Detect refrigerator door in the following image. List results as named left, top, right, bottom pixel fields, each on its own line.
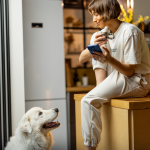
left=23, top=0, right=66, bottom=100
left=25, top=99, right=68, bottom=150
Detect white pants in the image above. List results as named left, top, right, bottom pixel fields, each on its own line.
left=81, top=70, right=150, bottom=147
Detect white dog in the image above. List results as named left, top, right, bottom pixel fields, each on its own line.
left=5, top=107, right=60, bottom=150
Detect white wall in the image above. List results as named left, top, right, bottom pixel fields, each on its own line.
left=9, top=0, right=25, bottom=135
left=133, top=0, right=150, bottom=24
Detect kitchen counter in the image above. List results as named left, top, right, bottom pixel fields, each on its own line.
left=66, top=85, right=95, bottom=150
left=74, top=94, right=150, bottom=150
left=66, top=85, right=95, bottom=92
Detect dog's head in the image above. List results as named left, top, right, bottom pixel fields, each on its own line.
left=19, top=107, right=60, bottom=134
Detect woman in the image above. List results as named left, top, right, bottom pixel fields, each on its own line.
left=79, top=0, right=150, bottom=150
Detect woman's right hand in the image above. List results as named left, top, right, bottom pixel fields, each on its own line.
left=79, top=32, right=108, bottom=64
left=94, top=32, right=108, bottom=46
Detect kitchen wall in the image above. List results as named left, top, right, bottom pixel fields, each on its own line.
left=133, top=0, right=150, bottom=24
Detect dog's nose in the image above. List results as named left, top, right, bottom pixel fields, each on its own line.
left=54, top=108, right=59, bottom=112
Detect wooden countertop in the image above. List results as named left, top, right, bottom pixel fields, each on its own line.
left=74, top=94, right=150, bottom=110
left=66, top=85, right=95, bottom=92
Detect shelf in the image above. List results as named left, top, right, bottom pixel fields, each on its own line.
left=64, top=27, right=100, bottom=30
left=66, top=85, right=95, bottom=92
left=64, top=27, right=100, bottom=34
left=63, top=1, right=97, bottom=51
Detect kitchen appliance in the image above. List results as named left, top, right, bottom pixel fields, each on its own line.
left=23, top=0, right=68, bottom=150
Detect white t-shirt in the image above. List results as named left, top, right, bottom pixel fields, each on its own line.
left=90, top=22, right=150, bottom=76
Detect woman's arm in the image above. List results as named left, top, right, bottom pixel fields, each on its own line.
left=79, top=32, right=108, bottom=85
left=79, top=47, right=107, bottom=85
left=79, top=48, right=91, bottom=63
left=108, top=57, right=135, bottom=77
left=92, top=47, right=135, bottom=77
left=79, top=32, right=107, bottom=64
left=94, top=68, right=107, bottom=86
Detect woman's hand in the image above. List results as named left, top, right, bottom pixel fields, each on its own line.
left=92, top=46, right=135, bottom=77
left=79, top=32, right=108, bottom=64
left=94, top=33, right=108, bottom=46
left=91, top=46, right=112, bottom=63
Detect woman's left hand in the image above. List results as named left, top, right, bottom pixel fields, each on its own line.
left=91, top=46, right=112, bottom=63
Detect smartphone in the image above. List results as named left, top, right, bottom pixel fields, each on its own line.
left=87, top=44, right=103, bottom=54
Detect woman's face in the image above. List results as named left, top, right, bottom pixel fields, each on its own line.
left=92, top=11, right=106, bottom=29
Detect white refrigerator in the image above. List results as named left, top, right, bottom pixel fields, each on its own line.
left=23, top=0, right=68, bottom=150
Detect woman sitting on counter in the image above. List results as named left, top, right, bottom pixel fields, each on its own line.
left=79, top=0, right=150, bottom=150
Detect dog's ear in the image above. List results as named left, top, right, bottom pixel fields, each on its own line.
left=20, top=117, right=32, bottom=133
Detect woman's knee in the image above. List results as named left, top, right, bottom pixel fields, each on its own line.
left=81, top=95, right=101, bottom=109
left=90, top=100, right=101, bottom=109
left=81, top=96, right=87, bottom=106
left=81, top=94, right=92, bottom=109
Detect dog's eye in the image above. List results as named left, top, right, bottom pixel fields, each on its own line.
left=39, top=112, right=43, bottom=116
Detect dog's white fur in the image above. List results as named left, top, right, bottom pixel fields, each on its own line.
left=5, top=107, right=60, bottom=150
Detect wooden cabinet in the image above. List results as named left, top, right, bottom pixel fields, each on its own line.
left=66, top=86, right=95, bottom=150
left=74, top=94, right=150, bottom=150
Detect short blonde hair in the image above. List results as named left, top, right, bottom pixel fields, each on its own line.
left=88, top=0, right=121, bottom=22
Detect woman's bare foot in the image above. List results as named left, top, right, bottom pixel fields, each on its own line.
left=86, top=146, right=96, bottom=150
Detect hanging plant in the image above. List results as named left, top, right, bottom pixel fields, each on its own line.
left=118, top=5, right=149, bottom=25
left=118, top=5, right=133, bottom=23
